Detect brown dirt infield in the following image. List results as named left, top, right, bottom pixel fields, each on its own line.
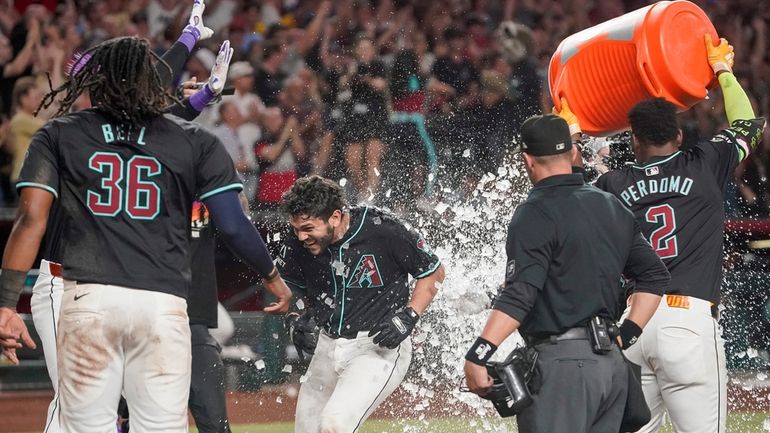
left=2, top=379, right=769, bottom=433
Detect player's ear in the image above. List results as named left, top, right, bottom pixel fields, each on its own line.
left=328, top=209, right=342, bottom=228
left=675, top=129, right=683, bottom=148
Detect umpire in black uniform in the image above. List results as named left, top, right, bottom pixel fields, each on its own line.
left=463, top=114, right=670, bottom=432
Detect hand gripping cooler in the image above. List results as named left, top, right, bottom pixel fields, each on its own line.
left=549, top=0, right=718, bottom=136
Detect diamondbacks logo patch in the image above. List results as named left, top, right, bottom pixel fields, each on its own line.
left=416, top=236, right=432, bottom=254
left=346, top=254, right=383, bottom=288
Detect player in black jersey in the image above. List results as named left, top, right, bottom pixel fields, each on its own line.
left=0, top=35, right=291, bottom=433
left=277, top=176, right=445, bottom=433
left=561, top=35, right=765, bottom=433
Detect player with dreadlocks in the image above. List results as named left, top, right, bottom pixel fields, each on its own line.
left=0, top=9, right=292, bottom=433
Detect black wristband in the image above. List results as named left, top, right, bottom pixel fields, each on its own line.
left=619, top=319, right=643, bottom=349
left=0, top=269, right=28, bottom=309
left=465, top=336, right=498, bottom=366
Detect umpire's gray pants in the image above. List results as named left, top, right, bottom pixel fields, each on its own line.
left=517, top=339, right=628, bottom=433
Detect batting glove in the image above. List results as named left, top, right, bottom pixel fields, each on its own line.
left=368, top=307, right=419, bottom=349
left=208, top=39, right=233, bottom=95
left=705, top=34, right=734, bottom=75
left=553, top=97, right=581, bottom=136
left=183, top=0, right=214, bottom=41
left=285, top=311, right=318, bottom=362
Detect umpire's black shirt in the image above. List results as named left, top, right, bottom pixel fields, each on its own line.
left=494, top=173, right=669, bottom=338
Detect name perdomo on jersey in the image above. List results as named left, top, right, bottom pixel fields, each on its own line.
left=619, top=175, right=694, bottom=206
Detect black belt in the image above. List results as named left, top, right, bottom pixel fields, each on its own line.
left=527, top=326, right=590, bottom=346
left=322, top=329, right=360, bottom=340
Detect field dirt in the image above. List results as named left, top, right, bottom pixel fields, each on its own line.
left=2, top=378, right=769, bottom=432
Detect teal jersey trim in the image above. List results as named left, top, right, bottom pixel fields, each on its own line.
left=336, top=205, right=369, bottom=335
left=16, top=182, right=58, bottom=199
left=283, top=277, right=306, bottom=289
left=199, top=183, right=243, bottom=200
left=631, top=151, right=682, bottom=170
left=414, top=260, right=442, bottom=279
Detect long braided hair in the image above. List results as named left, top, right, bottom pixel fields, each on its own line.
left=37, top=36, right=174, bottom=126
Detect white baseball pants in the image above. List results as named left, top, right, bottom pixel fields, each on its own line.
left=57, top=280, right=191, bottom=433
left=294, top=331, right=412, bottom=433
left=30, top=259, right=65, bottom=433
left=624, top=294, right=726, bottom=433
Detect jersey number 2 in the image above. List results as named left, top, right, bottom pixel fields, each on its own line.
left=645, top=204, right=678, bottom=259
left=87, top=152, right=161, bottom=220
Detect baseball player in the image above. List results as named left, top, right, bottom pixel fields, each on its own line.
left=561, top=35, right=765, bottom=432
left=0, top=34, right=291, bottom=433
left=277, top=176, right=445, bottom=433
left=17, top=4, right=225, bottom=431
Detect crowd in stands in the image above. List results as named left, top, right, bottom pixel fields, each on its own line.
left=0, top=0, right=768, bottom=217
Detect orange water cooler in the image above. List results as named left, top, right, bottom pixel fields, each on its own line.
left=549, top=0, right=718, bottom=136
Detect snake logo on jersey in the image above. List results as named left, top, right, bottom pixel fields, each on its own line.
left=346, top=254, right=383, bottom=288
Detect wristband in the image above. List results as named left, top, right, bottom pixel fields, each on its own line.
left=619, top=319, right=642, bottom=349
left=465, top=336, right=498, bottom=366
left=0, top=269, right=28, bottom=309
left=264, top=266, right=280, bottom=282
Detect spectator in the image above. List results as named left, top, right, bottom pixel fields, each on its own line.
left=432, top=27, right=479, bottom=102
left=254, top=41, right=286, bottom=107
left=210, top=101, right=258, bottom=199
left=255, top=108, right=305, bottom=205
left=387, top=49, right=438, bottom=205
left=224, top=62, right=265, bottom=200
left=9, top=77, right=43, bottom=184
left=342, top=35, right=389, bottom=200
left=0, top=16, right=38, bottom=116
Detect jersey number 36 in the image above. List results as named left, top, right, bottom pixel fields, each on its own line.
left=87, top=152, right=161, bottom=220
left=645, top=204, right=678, bottom=259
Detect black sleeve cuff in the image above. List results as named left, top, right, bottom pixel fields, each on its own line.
left=492, top=281, right=538, bottom=323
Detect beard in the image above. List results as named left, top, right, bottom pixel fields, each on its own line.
left=305, top=223, right=335, bottom=254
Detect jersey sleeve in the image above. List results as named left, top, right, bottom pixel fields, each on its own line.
left=699, top=118, right=765, bottom=187
left=505, top=203, right=555, bottom=290
left=194, top=127, right=243, bottom=200
left=385, top=214, right=441, bottom=279
left=16, top=122, right=60, bottom=198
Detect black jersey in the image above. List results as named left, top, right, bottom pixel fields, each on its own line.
left=188, top=201, right=218, bottom=327
left=498, top=174, right=668, bottom=337
left=595, top=119, right=764, bottom=304
left=16, top=108, right=242, bottom=298
left=276, top=205, right=441, bottom=337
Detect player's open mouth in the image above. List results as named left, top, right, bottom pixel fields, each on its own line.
left=304, top=242, right=316, bottom=248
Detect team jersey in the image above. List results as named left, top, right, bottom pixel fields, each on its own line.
left=16, top=108, right=242, bottom=298
left=276, top=205, right=441, bottom=337
left=595, top=119, right=764, bottom=304
left=188, top=201, right=217, bottom=327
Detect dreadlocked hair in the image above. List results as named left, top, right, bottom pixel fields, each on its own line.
left=36, top=36, right=177, bottom=126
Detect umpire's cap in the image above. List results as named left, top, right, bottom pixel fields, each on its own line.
left=519, top=114, right=573, bottom=156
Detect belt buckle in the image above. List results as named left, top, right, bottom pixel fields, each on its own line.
left=666, top=295, right=690, bottom=309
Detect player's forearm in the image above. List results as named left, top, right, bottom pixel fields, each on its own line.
left=719, top=72, right=755, bottom=124
left=158, top=41, right=191, bottom=89
left=408, top=264, right=444, bottom=315
left=0, top=213, right=48, bottom=308
left=625, top=292, right=661, bottom=330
